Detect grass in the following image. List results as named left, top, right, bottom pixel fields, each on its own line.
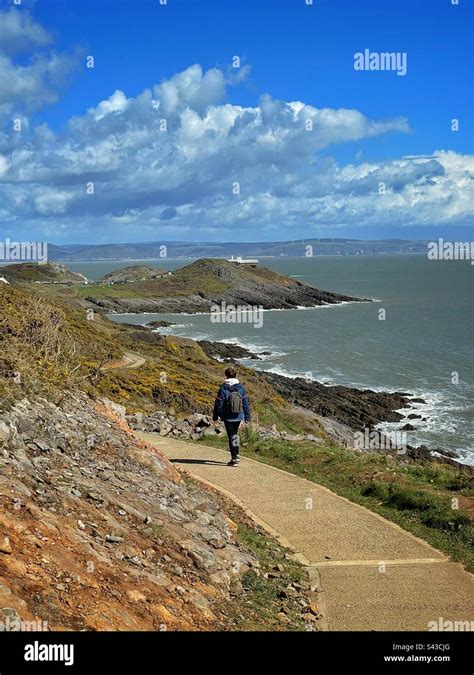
left=233, top=524, right=308, bottom=631
left=75, top=257, right=308, bottom=304
left=199, top=432, right=474, bottom=572
left=76, top=258, right=232, bottom=300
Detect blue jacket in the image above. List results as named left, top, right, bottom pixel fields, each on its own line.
left=212, top=381, right=251, bottom=423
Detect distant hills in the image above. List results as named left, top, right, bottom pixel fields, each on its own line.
left=46, top=238, right=429, bottom=261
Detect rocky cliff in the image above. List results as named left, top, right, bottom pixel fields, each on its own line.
left=0, top=393, right=310, bottom=631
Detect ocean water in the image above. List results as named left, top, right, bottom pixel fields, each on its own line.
left=69, top=256, right=473, bottom=464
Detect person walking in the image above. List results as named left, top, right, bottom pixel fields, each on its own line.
left=212, top=367, right=251, bottom=466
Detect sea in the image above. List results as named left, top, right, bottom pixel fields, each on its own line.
left=63, top=256, right=474, bottom=465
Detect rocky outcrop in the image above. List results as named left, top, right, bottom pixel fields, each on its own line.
left=126, top=410, right=323, bottom=445
left=198, top=341, right=265, bottom=361
left=86, top=258, right=368, bottom=314
left=0, top=394, right=262, bottom=631
left=146, top=320, right=175, bottom=329
left=261, top=372, right=416, bottom=431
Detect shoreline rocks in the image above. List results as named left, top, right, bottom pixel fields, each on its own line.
left=260, top=371, right=416, bottom=431
left=198, top=340, right=266, bottom=361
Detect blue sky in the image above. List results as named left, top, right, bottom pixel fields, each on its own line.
left=0, top=0, right=473, bottom=243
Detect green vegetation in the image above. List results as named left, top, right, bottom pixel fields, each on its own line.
left=200, top=433, right=474, bottom=572
left=77, top=258, right=233, bottom=300
left=0, top=284, right=121, bottom=404
left=75, top=257, right=303, bottom=303
left=0, top=281, right=313, bottom=438
left=1, top=261, right=85, bottom=284
left=234, top=524, right=307, bottom=631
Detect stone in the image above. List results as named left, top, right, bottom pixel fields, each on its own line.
left=159, top=422, right=172, bottom=437
left=126, top=589, right=147, bottom=603
left=229, top=579, right=243, bottom=596
left=0, top=536, right=12, bottom=554
left=32, top=439, right=50, bottom=452
left=100, top=398, right=127, bottom=420
left=106, top=535, right=124, bottom=544
left=0, top=422, right=10, bottom=443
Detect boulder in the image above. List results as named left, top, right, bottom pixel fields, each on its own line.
left=100, top=398, right=127, bottom=420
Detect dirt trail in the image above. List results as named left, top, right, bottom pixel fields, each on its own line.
left=101, top=352, right=147, bottom=370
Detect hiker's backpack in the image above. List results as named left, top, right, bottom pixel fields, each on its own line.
left=226, top=387, right=243, bottom=415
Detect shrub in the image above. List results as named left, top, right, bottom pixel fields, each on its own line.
left=421, top=509, right=471, bottom=533
left=240, top=424, right=260, bottom=446
left=361, top=480, right=390, bottom=501
left=386, top=487, right=443, bottom=512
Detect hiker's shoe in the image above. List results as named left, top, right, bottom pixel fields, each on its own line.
left=227, top=459, right=238, bottom=467
left=234, top=456, right=240, bottom=464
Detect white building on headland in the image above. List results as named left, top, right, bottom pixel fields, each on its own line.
left=227, top=255, right=259, bottom=264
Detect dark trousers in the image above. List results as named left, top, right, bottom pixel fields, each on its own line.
left=224, top=420, right=241, bottom=459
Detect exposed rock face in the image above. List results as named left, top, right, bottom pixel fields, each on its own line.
left=0, top=394, right=256, bottom=631
left=261, top=372, right=418, bottom=431
left=146, top=320, right=175, bottom=328
left=198, top=341, right=265, bottom=361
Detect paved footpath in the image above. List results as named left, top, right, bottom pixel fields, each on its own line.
left=139, top=433, right=473, bottom=631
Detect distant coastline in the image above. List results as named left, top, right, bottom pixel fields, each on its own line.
left=32, top=238, right=430, bottom=263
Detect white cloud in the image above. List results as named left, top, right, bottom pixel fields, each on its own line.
left=0, top=8, right=52, bottom=55
left=0, top=8, right=80, bottom=122
left=0, top=52, right=472, bottom=241
left=34, top=188, right=72, bottom=216
left=89, top=90, right=129, bottom=121
left=153, top=64, right=226, bottom=117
